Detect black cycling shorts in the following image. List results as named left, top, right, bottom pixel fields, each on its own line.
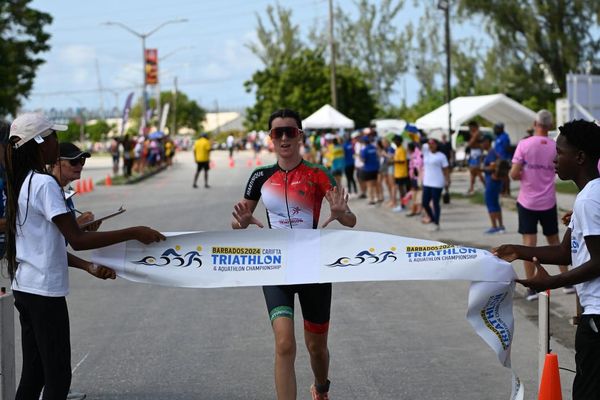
left=517, top=202, right=558, bottom=236
left=263, top=283, right=332, bottom=334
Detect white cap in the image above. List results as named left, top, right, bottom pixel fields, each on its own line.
left=9, top=113, right=67, bottom=149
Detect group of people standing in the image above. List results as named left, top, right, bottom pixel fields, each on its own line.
left=109, top=133, right=176, bottom=178
left=309, top=129, right=450, bottom=232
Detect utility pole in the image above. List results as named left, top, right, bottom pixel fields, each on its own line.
left=438, top=0, right=452, bottom=151
left=103, top=19, right=188, bottom=131
left=172, top=76, right=178, bottom=136
left=95, top=58, right=104, bottom=118
left=328, top=0, right=338, bottom=109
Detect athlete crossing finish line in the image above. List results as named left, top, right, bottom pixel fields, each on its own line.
left=91, top=109, right=524, bottom=400
left=232, top=109, right=357, bottom=400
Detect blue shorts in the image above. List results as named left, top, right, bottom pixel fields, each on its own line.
left=485, top=178, right=502, bottom=213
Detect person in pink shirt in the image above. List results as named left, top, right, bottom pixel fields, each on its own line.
left=406, top=141, right=423, bottom=217
left=510, top=109, right=573, bottom=301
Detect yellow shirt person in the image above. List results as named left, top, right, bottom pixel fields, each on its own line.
left=194, top=136, right=211, bottom=163
left=393, top=144, right=408, bottom=179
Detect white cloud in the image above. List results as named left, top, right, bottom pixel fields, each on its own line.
left=59, top=44, right=97, bottom=66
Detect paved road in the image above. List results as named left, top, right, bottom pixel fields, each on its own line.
left=2, top=150, right=577, bottom=399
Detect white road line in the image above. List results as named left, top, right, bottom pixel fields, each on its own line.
left=72, top=352, right=89, bottom=374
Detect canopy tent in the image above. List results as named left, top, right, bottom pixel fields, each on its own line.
left=415, top=94, right=537, bottom=147
left=302, top=104, right=355, bottom=130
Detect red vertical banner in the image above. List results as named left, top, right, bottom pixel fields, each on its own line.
left=145, top=49, right=158, bottom=85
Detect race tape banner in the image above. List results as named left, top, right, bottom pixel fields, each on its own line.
left=92, top=229, right=524, bottom=399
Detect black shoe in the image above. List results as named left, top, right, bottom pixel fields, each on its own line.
left=205, top=184, right=211, bottom=188
left=193, top=184, right=198, bottom=188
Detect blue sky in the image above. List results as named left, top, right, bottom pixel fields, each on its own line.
left=24, top=0, right=483, bottom=114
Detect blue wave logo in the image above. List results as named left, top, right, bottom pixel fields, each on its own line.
left=132, top=245, right=203, bottom=268
left=326, top=247, right=398, bottom=268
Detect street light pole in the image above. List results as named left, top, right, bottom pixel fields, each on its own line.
left=103, top=18, right=188, bottom=133
left=328, top=0, right=338, bottom=109
left=438, top=0, right=452, bottom=152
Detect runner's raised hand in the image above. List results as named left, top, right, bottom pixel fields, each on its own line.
left=232, top=201, right=264, bottom=229
left=322, top=187, right=349, bottom=228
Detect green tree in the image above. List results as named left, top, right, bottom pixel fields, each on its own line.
left=246, top=4, right=304, bottom=66
left=0, top=0, right=52, bottom=117
left=86, top=120, right=113, bottom=142
left=58, top=121, right=82, bottom=143
left=458, top=0, right=600, bottom=94
left=310, top=0, right=412, bottom=108
left=244, top=49, right=377, bottom=131
left=130, top=91, right=206, bottom=133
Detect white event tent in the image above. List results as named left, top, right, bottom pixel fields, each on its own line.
left=302, top=104, right=355, bottom=130
left=416, top=94, right=537, bottom=147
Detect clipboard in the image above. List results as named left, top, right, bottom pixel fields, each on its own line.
left=80, top=206, right=126, bottom=228
left=64, top=190, right=77, bottom=200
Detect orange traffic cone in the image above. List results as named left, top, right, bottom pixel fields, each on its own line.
left=246, top=159, right=253, bottom=168
left=538, top=353, right=562, bottom=400
left=105, top=174, right=112, bottom=186
left=75, top=180, right=82, bottom=194
left=210, top=160, right=216, bottom=169
left=255, top=157, right=262, bottom=166
left=88, top=177, right=94, bottom=192
left=229, top=158, right=235, bottom=168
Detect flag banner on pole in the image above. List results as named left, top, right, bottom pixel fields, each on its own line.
left=159, top=103, right=170, bottom=132
left=120, top=92, right=134, bottom=136
left=92, top=229, right=524, bottom=400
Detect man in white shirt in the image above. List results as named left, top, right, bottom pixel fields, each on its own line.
left=494, top=119, right=600, bottom=399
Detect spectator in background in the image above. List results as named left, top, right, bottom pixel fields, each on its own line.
left=360, top=136, right=380, bottom=205
left=193, top=133, right=211, bottom=189
left=406, top=141, right=423, bottom=217
left=510, top=109, right=574, bottom=301
left=377, top=137, right=394, bottom=207
left=481, top=136, right=506, bottom=234
left=227, top=134, right=235, bottom=158
left=494, top=122, right=512, bottom=197
left=109, top=137, right=120, bottom=175
left=354, top=132, right=367, bottom=199
left=327, top=136, right=345, bottom=189
left=343, top=133, right=357, bottom=195
left=466, top=120, right=485, bottom=195
left=121, top=134, right=134, bottom=177
left=421, top=139, right=450, bottom=231
left=392, top=135, right=409, bottom=212
left=439, top=133, right=452, bottom=167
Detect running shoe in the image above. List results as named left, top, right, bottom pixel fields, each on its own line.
left=484, top=227, right=499, bottom=235
left=525, top=289, right=538, bottom=301
left=563, top=286, right=576, bottom=294
left=496, top=226, right=506, bottom=234
left=392, top=206, right=404, bottom=213
left=427, top=224, right=440, bottom=232
left=310, top=385, right=330, bottom=400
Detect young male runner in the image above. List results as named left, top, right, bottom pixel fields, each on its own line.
left=494, top=120, right=600, bottom=399
left=232, top=109, right=356, bottom=400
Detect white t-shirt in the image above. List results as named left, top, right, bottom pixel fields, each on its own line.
left=354, top=142, right=365, bottom=169
left=569, top=178, right=600, bottom=314
left=422, top=144, right=449, bottom=188
left=12, top=171, right=70, bottom=297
